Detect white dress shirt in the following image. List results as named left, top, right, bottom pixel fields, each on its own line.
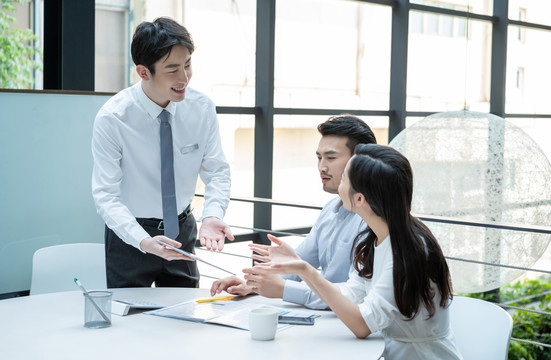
left=340, top=236, right=463, bottom=359
left=282, top=196, right=366, bottom=309
left=92, top=82, right=230, bottom=250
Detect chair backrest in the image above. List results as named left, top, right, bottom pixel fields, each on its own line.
left=30, top=243, right=106, bottom=295
left=449, top=296, right=513, bottom=360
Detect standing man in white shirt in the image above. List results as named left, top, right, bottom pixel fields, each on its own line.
left=210, top=115, right=376, bottom=309
left=92, top=17, right=233, bottom=288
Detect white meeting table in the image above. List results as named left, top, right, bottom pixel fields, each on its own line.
left=0, top=287, right=384, bottom=360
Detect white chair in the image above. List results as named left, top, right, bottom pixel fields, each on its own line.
left=449, top=295, right=513, bottom=360
left=30, top=243, right=107, bottom=295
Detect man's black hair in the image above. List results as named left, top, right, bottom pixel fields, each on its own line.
left=131, top=17, right=194, bottom=75
left=317, top=114, right=377, bottom=153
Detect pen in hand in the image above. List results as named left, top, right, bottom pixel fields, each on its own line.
left=74, top=278, right=111, bottom=324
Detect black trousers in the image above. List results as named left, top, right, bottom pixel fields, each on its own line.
left=105, top=213, right=199, bottom=288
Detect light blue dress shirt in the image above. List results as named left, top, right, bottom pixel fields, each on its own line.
left=282, top=196, right=366, bottom=309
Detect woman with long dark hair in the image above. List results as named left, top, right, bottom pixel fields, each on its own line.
left=250, top=144, right=462, bottom=359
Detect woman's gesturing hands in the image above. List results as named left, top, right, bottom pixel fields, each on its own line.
left=249, top=234, right=307, bottom=276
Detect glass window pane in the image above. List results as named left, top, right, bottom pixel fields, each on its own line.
left=506, top=118, right=551, bottom=162
left=441, top=15, right=454, bottom=37
left=192, top=113, right=254, bottom=232
left=426, top=13, right=439, bottom=34
left=274, top=0, right=391, bottom=110
left=272, top=115, right=330, bottom=203
left=506, top=26, right=551, bottom=114
left=410, top=0, right=493, bottom=16
left=226, top=115, right=255, bottom=198
left=272, top=115, right=338, bottom=230
left=407, top=16, right=491, bottom=113
left=405, top=116, right=425, bottom=129
left=410, top=11, right=424, bottom=33
left=509, top=1, right=551, bottom=26
left=194, top=113, right=255, bottom=195
left=95, top=7, right=127, bottom=92
left=0, top=1, right=41, bottom=89
left=129, top=0, right=256, bottom=106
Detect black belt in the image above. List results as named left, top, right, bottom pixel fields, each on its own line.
left=136, top=205, right=192, bottom=231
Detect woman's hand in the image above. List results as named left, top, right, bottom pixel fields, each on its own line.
left=250, top=236, right=371, bottom=339
left=249, top=234, right=307, bottom=276
left=252, top=259, right=308, bottom=276
left=249, top=234, right=300, bottom=264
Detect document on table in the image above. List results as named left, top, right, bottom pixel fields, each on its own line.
left=146, top=299, right=316, bottom=331
left=111, top=299, right=165, bottom=316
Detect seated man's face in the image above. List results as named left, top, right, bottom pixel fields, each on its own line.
left=316, top=135, right=352, bottom=194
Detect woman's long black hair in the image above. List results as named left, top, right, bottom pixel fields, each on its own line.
left=350, top=144, right=453, bottom=319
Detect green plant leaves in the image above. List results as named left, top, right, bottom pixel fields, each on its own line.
left=0, top=0, right=41, bottom=89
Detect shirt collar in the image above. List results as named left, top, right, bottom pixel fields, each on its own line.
left=332, top=197, right=359, bottom=221
left=331, top=197, right=345, bottom=213
left=136, top=81, right=177, bottom=120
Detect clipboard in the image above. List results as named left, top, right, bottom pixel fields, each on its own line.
left=156, top=239, right=236, bottom=275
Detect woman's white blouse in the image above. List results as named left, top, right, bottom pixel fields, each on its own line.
left=339, top=236, right=463, bottom=359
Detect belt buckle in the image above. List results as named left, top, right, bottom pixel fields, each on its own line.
left=157, top=220, right=164, bottom=231
left=180, top=206, right=192, bottom=221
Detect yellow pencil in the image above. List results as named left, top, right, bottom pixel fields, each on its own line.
left=196, top=296, right=236, bottom=303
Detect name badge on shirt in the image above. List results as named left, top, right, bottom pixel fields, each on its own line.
left=181, top=143, right=199, bottom=155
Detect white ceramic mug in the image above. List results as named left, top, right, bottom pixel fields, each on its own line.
left=249, top=308, right=279, bottom=340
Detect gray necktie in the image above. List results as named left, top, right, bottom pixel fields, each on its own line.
left=159, top=110, right=179, bottom=239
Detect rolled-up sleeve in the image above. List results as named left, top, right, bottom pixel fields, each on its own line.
left=342, top=246, right=396, bottom=332
left=358, top=290, right=398, bottom=333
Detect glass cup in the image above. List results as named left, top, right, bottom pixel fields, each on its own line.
left=249, top=308, right=279, bottom=340
left=83, top=290, right=112, bottom=328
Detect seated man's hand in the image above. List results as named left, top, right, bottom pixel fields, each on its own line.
left=199, top=217, right=235, bottom=251
left=210, top=276, right=254, bottom=297
left=242, top=268, right=285, bottom=299
left=140, top=236, right=195, bottom=261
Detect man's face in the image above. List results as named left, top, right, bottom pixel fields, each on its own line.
left=316, top=135, right=352, bottom=194
left=338, top=157, right=353, bottom=212
left=139, top=44, right=193, bottom=108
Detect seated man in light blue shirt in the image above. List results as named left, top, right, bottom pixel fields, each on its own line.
left=210, top=114, right=377, bottom=309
